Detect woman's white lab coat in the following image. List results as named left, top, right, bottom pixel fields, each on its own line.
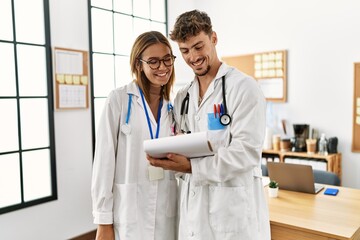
left=91, top=81, right=178, bottom=240
left=173, top=63, right=271, bottom=240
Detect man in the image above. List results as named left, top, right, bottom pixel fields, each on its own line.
left=148, top=10, right=271, bottom=240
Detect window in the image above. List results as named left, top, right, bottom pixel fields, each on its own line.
left=0, top=0, right=57, bottom=214
left=88, top=0, right=168, bottom=143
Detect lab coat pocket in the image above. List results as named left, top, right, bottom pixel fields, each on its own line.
left=166, top=180, right=178, bottom=217
left=209, top=185, right=251, bottom=233
left=207, top=113, right=226, bottom=130
left=113, top=183, right=137, bottom=224
left=177, top=175, right=189, bottom=208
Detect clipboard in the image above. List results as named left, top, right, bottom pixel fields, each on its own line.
left=143, top=131, right=214, bottom=159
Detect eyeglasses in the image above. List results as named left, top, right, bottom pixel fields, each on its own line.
left=139, top=55, right=176, bottom=70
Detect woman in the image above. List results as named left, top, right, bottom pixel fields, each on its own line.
left=91, top=31, right=178, bottom=240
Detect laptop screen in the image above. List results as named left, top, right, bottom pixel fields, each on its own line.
left=267, top=162, right=324, bottom=194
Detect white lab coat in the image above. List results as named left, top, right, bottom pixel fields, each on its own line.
left=91, top=81, right=178, bottom=240
left=173, top=63, right=271, bottom=240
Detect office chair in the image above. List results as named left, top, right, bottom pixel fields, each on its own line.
left=261, top=164, right=268, bottom=177
left=313, top=169, right=341, bottom=186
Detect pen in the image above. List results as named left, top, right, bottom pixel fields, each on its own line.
left=218, top=104, right=221, bottom=117
left=213, top=104, right=217, bottom=118
left=220, top=103, right=224, bottom=115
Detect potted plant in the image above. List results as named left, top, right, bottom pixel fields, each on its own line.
left=268, top=180, right=279, bottom=198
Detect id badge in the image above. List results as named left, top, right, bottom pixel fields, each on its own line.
left=208, top=113, right=225, bottom=130
left=148, top=165, right=164, bottom=181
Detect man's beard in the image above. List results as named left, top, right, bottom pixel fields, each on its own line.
left=195, top=65, right=211, bottom=77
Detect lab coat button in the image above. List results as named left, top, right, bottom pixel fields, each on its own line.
left=191, top=190, right=196, bottom=197
left=195, top=115, right=200, bottom=121
left=189, top=231, right=195, bottom=237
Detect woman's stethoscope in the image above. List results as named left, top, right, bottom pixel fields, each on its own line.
left=180, top=75, right=231, bottom=133
left=121, top=89, right=174, bottom=136
left=120, top=94, right=133, bottom=135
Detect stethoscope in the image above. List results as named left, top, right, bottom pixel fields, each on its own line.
left=180, top=75, right=231, bottom=132
left=121, top=88, right=173, bottom=136
left=121, top=94, right=133, bottom=135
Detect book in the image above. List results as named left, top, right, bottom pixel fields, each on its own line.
left=143, top=131, right=214, bottom=159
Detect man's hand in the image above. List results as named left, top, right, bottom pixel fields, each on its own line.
left=147, top=153, right=192, bottom=173
left=95, top=224, right=114, bottom=240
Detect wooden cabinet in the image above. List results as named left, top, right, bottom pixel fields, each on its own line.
left=262, top=150, right=342, bottom=180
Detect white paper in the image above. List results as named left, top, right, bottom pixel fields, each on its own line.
left=148, top=166, right=164, bottom=181
left=55, top=49, right=83, bottom=75
left=258, top=78, right=283, bottom=99
left=59, top=84, right=87, bottom=108
left=144, top=131, right=213, bottom=159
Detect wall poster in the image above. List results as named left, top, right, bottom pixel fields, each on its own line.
left=222, top=50, right=287, bottom=103
left=53, top=47, right=89, bottom=109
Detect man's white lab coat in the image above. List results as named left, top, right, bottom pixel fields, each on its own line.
left=173, top=63, right=271, bottom=240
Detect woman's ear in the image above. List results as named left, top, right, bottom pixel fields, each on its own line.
left=136, top=59, right=142, bottom=71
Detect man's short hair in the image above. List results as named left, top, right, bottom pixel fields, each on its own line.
left=169, top=9, right=213, bottom=42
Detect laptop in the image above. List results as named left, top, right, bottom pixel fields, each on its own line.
left=267, top=161, right=325, bottom=194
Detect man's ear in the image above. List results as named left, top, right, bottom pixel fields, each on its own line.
left=211, top=31, right=218, bottom=44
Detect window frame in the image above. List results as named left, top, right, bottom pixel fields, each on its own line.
left=0, top=0, right=57, bottom=215
left=88, top=0, right=169, bottom=153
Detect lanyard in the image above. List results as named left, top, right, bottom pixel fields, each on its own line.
left=139, top=87, right=163, bottom=139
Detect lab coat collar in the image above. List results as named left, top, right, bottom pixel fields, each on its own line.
left=125, top=81, right=143, bottom=107
left=210, top=62, right=232, bottom=92
left=126, top=81, right=140, bottom=97
left=214, top=62, right=231, bottom=81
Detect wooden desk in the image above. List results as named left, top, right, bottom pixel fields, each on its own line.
left=262, top=150, right=342, bottom=179
left=265, top=184, right=360, bottom=240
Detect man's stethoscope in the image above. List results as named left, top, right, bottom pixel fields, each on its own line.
left=180, top=75, right=231, bottom=133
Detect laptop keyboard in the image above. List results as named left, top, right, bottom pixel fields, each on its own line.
left=315, top=183, right=324, bottom=193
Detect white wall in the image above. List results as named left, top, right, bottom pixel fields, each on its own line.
left=168, top=0, right=360, bottom=188
left=0, top=0, right=94, bottom=239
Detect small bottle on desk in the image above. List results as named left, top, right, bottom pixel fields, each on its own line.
left=318, top=133, right=328, bottom=156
